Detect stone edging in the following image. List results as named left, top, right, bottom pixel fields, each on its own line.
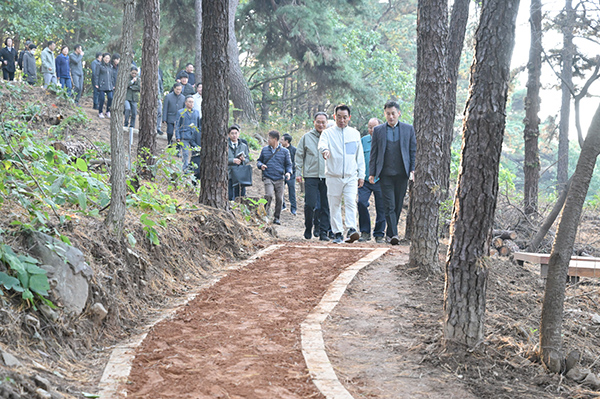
left=300, top=247, right=389, bottom=399
left=97, top=244, right=283, bottom=398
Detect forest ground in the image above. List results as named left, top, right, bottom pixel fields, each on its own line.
left=1, top=85, right=600, bottom=398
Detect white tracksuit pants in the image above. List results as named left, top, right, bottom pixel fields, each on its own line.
left=326, top=175, right=358, bottom=234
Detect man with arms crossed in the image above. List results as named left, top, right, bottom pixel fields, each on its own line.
left=296, top=112, right=331, bottom=241
left=318, top=104, right=365, bottom=244
left=369, top=100, right=416, bottom=245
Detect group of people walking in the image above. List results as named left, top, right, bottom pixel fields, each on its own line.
left=243, top=101, right=416, bottom=245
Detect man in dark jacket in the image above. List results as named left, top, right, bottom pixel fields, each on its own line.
left=176, top=63, right=195, bottom=86
left=0, top=38, right=18, bottom=81
left=162, top=83, right=185, bottom=145
left=111, top=53, right=120, bottom=89
left=177, top=72, right=195, bottom=96
left=175, top=96, right=202, bottom=172
left=124, top=67, right=141, bottom=128
left=17, top=39, right=31, bottom=70
left=91, top=52, right=102, bottom=109
left=368, top=100, right=416, bottom=245
left=281, top=133, right=297, bottom=215
left=257, top=130, right=292, bottom=225
left=22, top=44, right=37, bottom=85
left=69, top=44, right=84, bottom=105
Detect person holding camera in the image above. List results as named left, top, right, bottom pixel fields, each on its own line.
left=227, top=126, right=250, bottom=201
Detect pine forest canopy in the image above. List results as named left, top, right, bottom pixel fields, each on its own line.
left=1, top=0, right=599, bottom=198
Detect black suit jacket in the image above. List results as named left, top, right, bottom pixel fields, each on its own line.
left=0, top=47, right=17, bottom=73
left=369, top=122, right=416, bottom=179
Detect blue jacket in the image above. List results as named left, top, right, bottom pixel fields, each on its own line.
left=257, top=144, right=292, bottom=181
left=55, top=54, right=71, bottom=79
left=175, top=108, right=201, bottom=141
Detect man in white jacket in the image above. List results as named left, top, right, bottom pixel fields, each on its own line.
left=318, top=104, right=365, bottom=243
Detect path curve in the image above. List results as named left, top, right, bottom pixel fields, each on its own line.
left=98, top=244, right=386, bottom=398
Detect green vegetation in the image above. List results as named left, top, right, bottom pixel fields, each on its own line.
left=0, top=243, right=51, bottom=309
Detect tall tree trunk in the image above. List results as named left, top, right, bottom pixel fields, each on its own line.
left=199, top=0, right=229, bottom=208
left=440, top=0, right=470, bottom=200
left=523, top=0, right=543, bottom=215
left=409, top=0, right=448, bottom=275
left=227, top=0, right=257, bottom=122
left=557, top=0, right=575, bottom=190
left=540, top=104, right=600, bottom=373
left=195, top=0, right=202, bottom=82
left=137, top=0, right=160, bottom=164
left=443, top=0, right=520, bottom=347
left=105, top=0, right=136, bottom=236
left=261, top=81, right=270, bottom=124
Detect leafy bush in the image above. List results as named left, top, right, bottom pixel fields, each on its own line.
left=0, top=243, right=52, bottom=308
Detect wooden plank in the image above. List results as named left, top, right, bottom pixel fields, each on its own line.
left=515, top=252, right=600, bottom=278
left=513, top=252, right=550, bottom=264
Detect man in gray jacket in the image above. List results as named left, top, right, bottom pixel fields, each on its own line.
left=296, top=112, right=331, bottom=241
left=41, top=41, right=57, bottom=88
left=162, top=83, right=185, bottom=145
left=69, top=44, right=84, bottom=105
left=22, top=44, right=37, bottom=85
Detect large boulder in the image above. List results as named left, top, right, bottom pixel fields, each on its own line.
left=25, top=232, right=93, bottom=316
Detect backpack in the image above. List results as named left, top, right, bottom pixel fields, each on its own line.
left=17, top=50, right=26, bottom=70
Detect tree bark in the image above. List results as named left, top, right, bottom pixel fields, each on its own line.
left=443, top=0, right=520, bottom=347
left=199, top=0, right=229, bottom=208
left=228, top=0, right=257, bottom=123
left=408, top=0, right=448, bottom=275
left=194, top=0, right=202, bottom=82
left=105, top=0, right=136, bottom=237
left=557, top=0, right=575, bottom=190
left=528, top=177, right=572, bottom=252
left=440, top=0, right=470, bottom=199
left=137, top=0, right=160, bottom=165
left=261, top=81, right=270, bottom=124
left=523, top=0, right=542, bottom=215
left=540, top=104, right=600, bottom=373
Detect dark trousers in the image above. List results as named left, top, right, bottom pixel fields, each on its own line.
left=282, top=174, right=297, bottom=212
left=93, top=86, right=99, bottom=109
left=304, top=177, right=330, bottom=236
left=124, top=100, right=137, bottom=127
left=98, top=90, right=113, bottom=113
left=379, top=173, right=409, bottom=238
left=358, top=181, right=386, bottom=237
left=2, top=69, right=14, bottom=81
left=166, top=122, right=175, bottom=144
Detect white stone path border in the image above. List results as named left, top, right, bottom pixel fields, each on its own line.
left=97, top=244, right=388, bottom=398
left=299, top=246, right=389, bottom=399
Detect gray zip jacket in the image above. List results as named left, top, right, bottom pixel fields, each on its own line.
left=296, top=128, right=326, bottom=179
left=41, top=47, right=55, bottom=75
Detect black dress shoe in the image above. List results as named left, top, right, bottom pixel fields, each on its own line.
left=319, top=234, right=330, bottom=241
left=273, top=219, right=281, bottom=225
left=304, top=228, right=312, bottom=239
left=345, top=228, right=360, bottom=243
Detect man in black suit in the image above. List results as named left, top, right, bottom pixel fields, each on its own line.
left=368, top=100, right=416, bottom=245
left=0, top=38, right=18, bottom=81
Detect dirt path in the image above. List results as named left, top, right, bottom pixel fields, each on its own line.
left=126, top=245, right=372, bottom=398
left=323, top=246, right=475, bottom=399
